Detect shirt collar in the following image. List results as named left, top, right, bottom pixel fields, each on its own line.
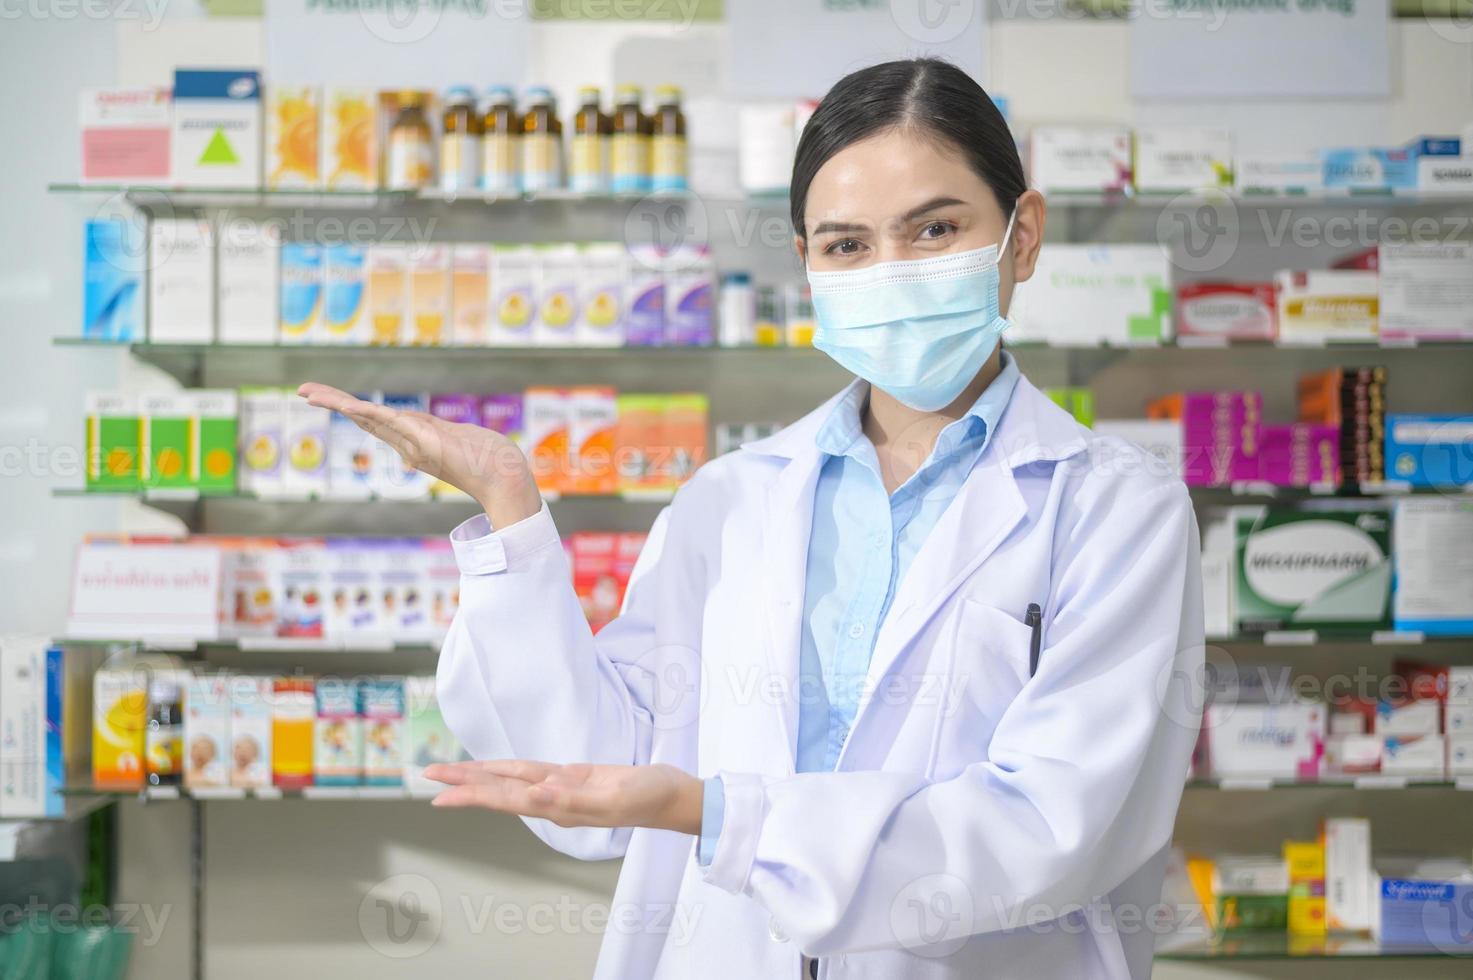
left=814, top=350, right=1022, bottom=464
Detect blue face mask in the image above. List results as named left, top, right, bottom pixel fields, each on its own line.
left=807, top=212, right=1016, bottom=413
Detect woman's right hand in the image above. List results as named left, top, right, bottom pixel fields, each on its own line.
left=297, top=383, right=543, bottom=529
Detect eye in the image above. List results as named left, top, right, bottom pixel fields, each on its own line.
left=918, top=221, right=955, bottom=241
left=823, top=238, right=866, bottom=256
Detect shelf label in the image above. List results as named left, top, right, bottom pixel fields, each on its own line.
left=1264, top=631, right=1319, bottom=646
left=1372, top=631, right=1425, bottom=646
left=1352, top=776, right=1408, bottom=790
left=1217, top=778, right=1275, bottom=791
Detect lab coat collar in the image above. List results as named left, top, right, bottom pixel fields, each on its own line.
left=742, top=364, right=1086, bottom=470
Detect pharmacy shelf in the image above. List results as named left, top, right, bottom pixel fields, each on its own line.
left=1188, top=776, right=1473, bottom=792
left=48, top=181, right=1473, bottom=211
left=59, top=784, right=438, bottom=802
left=55, top=635, right=441, bottom=654
left=1209, top=630, right=1473, bottom=648
left=1157, top=934, right=1473, bottom=960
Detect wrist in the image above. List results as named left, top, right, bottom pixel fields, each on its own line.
left=478, top=477, right=542, bottom=530
left=659, top=771, right=704, bottom=837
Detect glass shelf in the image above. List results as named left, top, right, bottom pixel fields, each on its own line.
left=49, top=182, right=1473, bottom=211
left=53, top=487, right=673, bottom=507
left=55, top=635, right=440, bottom=654
left=1188, top=776, right=1473, bottom=792
left=59, top=784, right=437, bottom=802
left=1158, top=933, right=1473, bottom=960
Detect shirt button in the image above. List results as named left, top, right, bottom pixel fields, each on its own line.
left=768, top=916, right=789, bottom=943
left=848, top=623, right=865, bottom=639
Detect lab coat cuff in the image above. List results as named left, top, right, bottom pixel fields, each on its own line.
left=448, top=501, right=560, bottom=575
left=699, top=771, right=765, bottom=894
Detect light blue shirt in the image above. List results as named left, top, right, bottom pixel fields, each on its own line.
left=698, top=353, right=1022, bottom=865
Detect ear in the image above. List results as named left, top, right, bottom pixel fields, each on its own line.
left=793, top=234, right=807, bottom=267
left=1007, top=190, right=1047, bottom=284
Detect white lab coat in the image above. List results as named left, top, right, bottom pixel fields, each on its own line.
left=438, top=375, right=1205, bottom=979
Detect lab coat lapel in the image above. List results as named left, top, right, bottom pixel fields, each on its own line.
left=861, top=451, right=1027, bottom=696
left=758, top=444, right=825, bottom=776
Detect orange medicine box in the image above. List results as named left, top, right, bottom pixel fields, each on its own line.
left=271, top=676, right=315, bottom=789
left=569, top=386, right=618, bottom=495
left=524, top=387, right=570, bottom=496
left=614, top=394, right=666, bottom=494
left=571, top=532, right=620, bottom=631
left=662, top=393, right=709, bottom=490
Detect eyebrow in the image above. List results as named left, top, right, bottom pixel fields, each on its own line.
left=808, top=196, right=969, bottom=237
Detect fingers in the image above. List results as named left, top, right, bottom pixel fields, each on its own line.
left=424, top=759, right=558, bottom=786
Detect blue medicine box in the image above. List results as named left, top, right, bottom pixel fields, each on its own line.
left=1385, top=414, right=1473, bottom=488
left=1377, top=878, right=1473, bottom=948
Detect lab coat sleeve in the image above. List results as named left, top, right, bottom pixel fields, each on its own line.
left=701, top=481, right=1204, bottom=956
left=437, top=500, right=699, bottom=860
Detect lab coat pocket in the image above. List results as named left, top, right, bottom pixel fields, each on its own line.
left=930, top=599, right=1035, bottom=780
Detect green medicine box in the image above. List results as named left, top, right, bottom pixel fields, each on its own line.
left=194, top=390, right=239, bottom=494
left=140, top=393, right=194, bottom=490
left=1234, top=508, right=1392, bottom=633
left=84, top=393, right=141, bottom=491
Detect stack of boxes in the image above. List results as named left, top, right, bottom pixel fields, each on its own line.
left=1297, top=367, right=1386, bottom=488
left=1146, top=391, right=1262, bottom=486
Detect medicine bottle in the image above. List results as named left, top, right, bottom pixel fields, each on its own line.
left=480, top=86, right=519, bottom=195
left=651, top=85, right=688, bottom=193
left=610, top=84, right=650, bottom=194
left=520, top=86, right=563, bottom=194
left=440, top=85, right=482, bottom=194
left=387, top=91, right=434, bottom=190
left=145, top=678, right=183, bottom=787
left=570, top=86, right=610, bottom=195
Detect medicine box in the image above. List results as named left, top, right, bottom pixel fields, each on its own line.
left=407, top=244, right=450, bottom=346
left=228, top=675, right=272, bottom=789
left=321, top=245, right=369, bottom=345
left=1133, top=128, right=1233, bottom=193
left=149, top=218, right=214, bottom=344
left=536, top=244, right=579, bottom=347
left=84, top=392, right=141, bottom=491
left=569, top=386, right=618, bottom=496
left=360, top=677, right=404, bottom=787
left=578, top=242, right=625, bottom=347
left=1234, top=509, right=1392, bottom=633
left=525, top=387, right=571, bottom=495
left=368, top=245, right=409, bottom=346
left=1324, top=734, right=1381, bottom=776
left=280, top=243, right=323, bottom=344
left=265, top=85, right=318, bottom=189
left=378, top=539, right=430, bottom=639
left=321, top=88, right=377, bottom=190
left=1394, top=498, right=1473, bottom=636
left=1029, top=127, right=1132, bottom=193
left=79, top=87, right=171, bottom=184
left=1010, top=245, right=1171, bottom=346
left=271, top=677, right=314, bottom=789
left=405, top=676, right=466, bottom=796
left=1375, top=877, right=1473, bottom=947
left=0, top=639, right=69, bottom=818
left=314, top=678, right=361, bottom=786
left=282, top=395, right=330, bottom=498
left=489, top=245, right=537, bottom=346
left=93, top=666, right=147, bottom=789
left=171, top=70, right=261, bottom=189
left=1380, top=734, right=1445, bottom=779
left=1275, top=270, right=1378, bottom=345
left=327, top=392, right=378, bottom=501
left=1377, top=243, right=1473, bottom=342
left=1385, top=414, right=1473, bottom=488
left=1322, top=146, right=1416, bottom=192
left=1175, top=283, right=1276, bottom=343
left=665, top=244, right=715, bottom=346
left=194, top=390, right=238, bottom=495
left=450, top=245, right=491, bottom=346
left=1203, top=702, right=1326, bottom=781
left=184, top=674, right=229, bottom=789
left=623, top=245, right=665, bottom=347
left=83, top=219, right=145, bottom=341
left=1373, top=698, right=1440, bottom=737
left=239, top=388, right=285, bottom=497
left=139, top=393, right=194, bottom=491
left=325, top=539, right=383, bottom=638
left=217, top=219, right=280, bottom=344
left=1324, top=817, right=1373, bottom=933
left=1234, top=154, right=1322, bottom=194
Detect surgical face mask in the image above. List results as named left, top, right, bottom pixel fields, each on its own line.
left=807, top=212, right=1016, bottom=413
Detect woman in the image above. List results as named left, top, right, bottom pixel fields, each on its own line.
left=301, top=59, right=1203, bottom=980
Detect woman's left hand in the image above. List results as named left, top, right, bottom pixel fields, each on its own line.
left=425, top=760, right=705, bottom=836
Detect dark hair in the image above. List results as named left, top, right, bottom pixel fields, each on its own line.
left=790, top=58, right=1025, bottom=239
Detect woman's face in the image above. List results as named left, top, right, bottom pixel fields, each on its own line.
left=797, top=128, right=1043, bottom=315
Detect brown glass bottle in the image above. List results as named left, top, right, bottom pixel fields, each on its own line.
left=570, top=86, right=610, bottom=194
left=651, top=84, right=687, bottom=192
left=480, top=85, right=519, bottom=194
left=610, top=84, right=650, bottom=194
left=519, top=86, right=562, bottom=193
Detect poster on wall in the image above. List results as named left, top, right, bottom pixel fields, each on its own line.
left=1130, top=0, right=1390, bottom=100
left=264, top=0, right=529, bottom=88
left=727, top=0, right=986, bottom=100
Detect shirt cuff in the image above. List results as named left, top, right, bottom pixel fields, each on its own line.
left=448, top=501, right=560, bottom=575
left=696, top=776, right=725, bottom=867
left=699, top=771, right=767, bottom=894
